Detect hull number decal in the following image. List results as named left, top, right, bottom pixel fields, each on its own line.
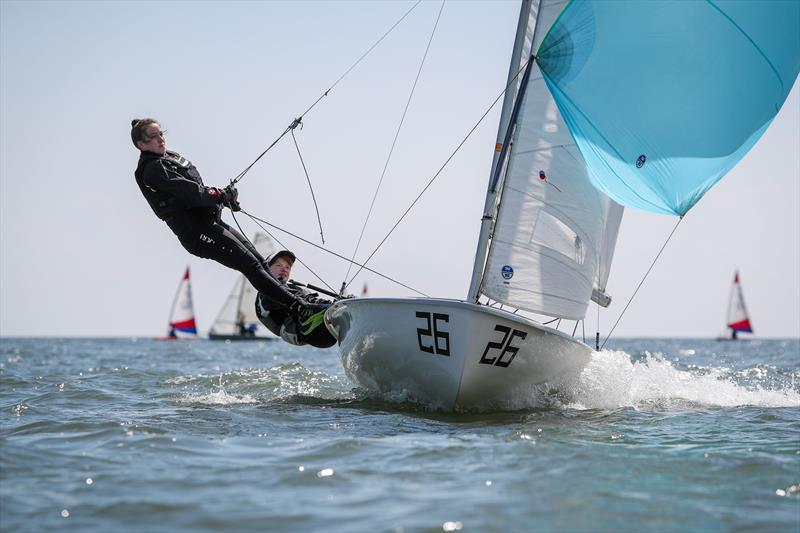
left=480, top=325, right=527, bottom=367
left=415, top=312, right=450, bottom=356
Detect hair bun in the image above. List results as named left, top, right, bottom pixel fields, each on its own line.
left=131, top=118, right=141, bottom=128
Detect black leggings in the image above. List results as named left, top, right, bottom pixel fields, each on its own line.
left=173, top=215, right=295, bottom=309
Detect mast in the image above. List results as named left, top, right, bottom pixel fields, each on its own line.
left=467, top=0, right=535, bottom=302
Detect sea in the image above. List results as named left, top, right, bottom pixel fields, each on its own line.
left=1, top=336, right=798, bottom=532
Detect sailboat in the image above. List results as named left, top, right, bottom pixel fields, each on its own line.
left=721, top=271, right=754, bottom=340
left=321, top=0, right=798, bottom=410
left=208, top=232, right=278, bottom=341
left=158, top=266, right=198, bottom=340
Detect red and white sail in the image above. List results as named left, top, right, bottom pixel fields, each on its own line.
left=168, top=267, right=198, bottom=338
left=726, top=271, right=753, bottom=334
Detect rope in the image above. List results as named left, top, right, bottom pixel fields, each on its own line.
left=290, top=129, right=325, bottom=244
left=342, top=57, right=532, bottom=290
left=300, top=0, right=423, bottom=120
left=241, top=209, right=429, bottom=297
left=229, top=209, right=336, bottom=294
left=600, top=216, right=684, bottom=350
left=343, top=0, right=446, bottom=285
left=230, top=0, right=424, bottom=185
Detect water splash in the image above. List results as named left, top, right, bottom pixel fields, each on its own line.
left=177, top=389, right=258, bottom=406
left=171, top=365, right=351, bottom=406
left=554, top=350, right=800, bottom=410
left=176, top=373, right=257, bottom=406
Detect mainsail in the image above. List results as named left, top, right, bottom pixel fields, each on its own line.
left=536, top=0, right=800, bottom=216
left=208, top=233, right=276, bottom=337
left=167, top=266, right=197, bottom=339
left=726, top=271, right=753, bottom=335
left=470, top=0, right=623, bottom=320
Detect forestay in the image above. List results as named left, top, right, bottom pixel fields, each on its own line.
left=537, top=0, right=800, bottom=216
left=478, top=0, right=623, bottom=320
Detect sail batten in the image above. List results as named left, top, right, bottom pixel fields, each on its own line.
left=478, top=40, right=621, bottom=320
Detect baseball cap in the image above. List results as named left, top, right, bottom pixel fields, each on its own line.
left=266, top=250, right=296, bottom=266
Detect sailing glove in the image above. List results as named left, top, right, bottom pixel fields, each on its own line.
left=303, top=293, right=332, bottom=305
left=221, top=184, right=241, bottom=212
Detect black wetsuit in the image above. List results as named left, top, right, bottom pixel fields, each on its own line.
left=255, top=282, right=336, bottom=348
left=134, top=149, right=295, bottom=308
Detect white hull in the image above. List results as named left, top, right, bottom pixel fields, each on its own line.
left=324, top=298, right=591, bottom=410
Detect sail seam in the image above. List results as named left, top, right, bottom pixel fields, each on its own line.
left=539, top=68, right=670, bottom=214
left=510, top=142, right=575, bottom=156
left=705, top=0, right=785, bottom=90
left=502, top=184, right=602, bottom=255
left=491, top=235, right=593, bottom=276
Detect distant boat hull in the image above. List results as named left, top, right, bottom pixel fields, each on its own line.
left=324, top=298, right=591, bottom=410
left=208, top=333, right=276, bottom=342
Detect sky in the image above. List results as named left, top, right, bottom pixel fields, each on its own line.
left=1, top=0, right=798, bottom=338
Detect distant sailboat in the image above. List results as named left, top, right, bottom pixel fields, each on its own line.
left=723, top=271, right=754, bottom=340
left=159, top=266, right=197, bottom=340
left=208, top=232, right=278, bottom=341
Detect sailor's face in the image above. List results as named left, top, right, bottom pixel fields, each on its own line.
left=137, top=123, right=167, bottom=155
left=269, top=258, right=293, bottom=282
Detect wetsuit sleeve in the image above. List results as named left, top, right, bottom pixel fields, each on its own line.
left=301, top=293, right=332, bottom=305
left=141, top=159, right=224, bottom=209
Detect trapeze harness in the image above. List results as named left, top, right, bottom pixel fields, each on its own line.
left=255, top=282, right=336, bottom=348
left=134, top=149, right=299, bottom=310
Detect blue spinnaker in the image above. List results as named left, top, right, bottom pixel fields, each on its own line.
left=537, top=0, right=800, bottom=216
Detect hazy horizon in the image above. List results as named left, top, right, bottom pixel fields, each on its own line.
left=2, top=1, right=798, bottom=339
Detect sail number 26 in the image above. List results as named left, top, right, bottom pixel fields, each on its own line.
left=415, top=312, right=450, bottom=356
left=480, top=325, right=527, bottom=368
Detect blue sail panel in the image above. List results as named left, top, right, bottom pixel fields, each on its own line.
left=537, top=0, right=800, bottom=216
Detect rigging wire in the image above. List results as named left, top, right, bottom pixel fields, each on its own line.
left=600, top=216, right=684, bottom=350
left=229, top=0, right=424, bottom=186
left=342, top=56, right=533, bottom=291
left=596, top=302, right=600, bottom=350
left=241, top=209, right=430, bottom=297
left=290, top=129, right=325, bottom=244
left=343, top=0, right=446, bottom=286
left=229, top=209, right=336, bottom=294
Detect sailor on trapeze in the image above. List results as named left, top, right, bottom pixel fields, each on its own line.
left=131, top=117, right=329, bottom=332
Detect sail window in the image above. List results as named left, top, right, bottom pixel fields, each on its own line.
left=529, top=210, right=586, bottom=265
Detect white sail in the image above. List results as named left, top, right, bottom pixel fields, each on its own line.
left=209, top=233, right=276, bottom=337
left=477, top=0, right=621, bottom=320
left=592, top=201, right=623, bottom=308
left=168, top=266, right=197, bottom=339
